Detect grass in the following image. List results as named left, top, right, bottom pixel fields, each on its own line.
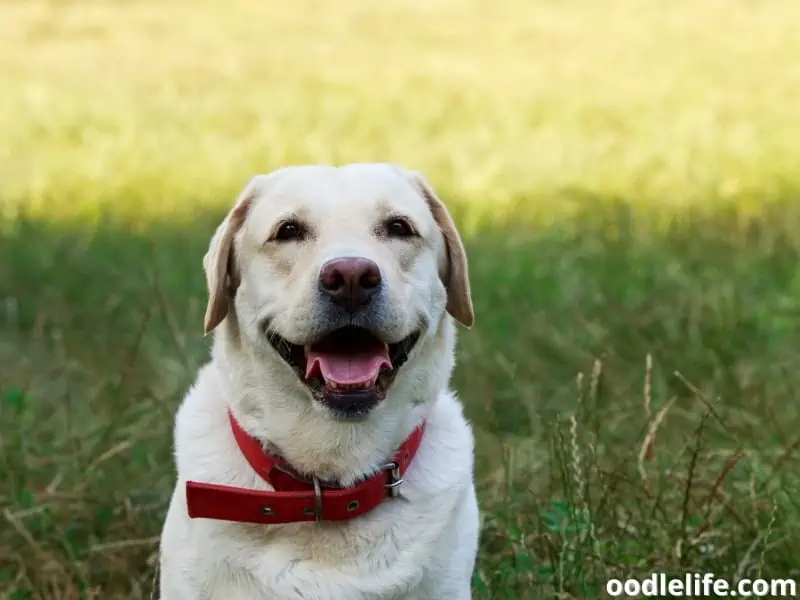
left=2, top=0, right=800, bottom=597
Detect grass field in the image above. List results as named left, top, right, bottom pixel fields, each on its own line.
left=3, top=0, right=800, bottom=597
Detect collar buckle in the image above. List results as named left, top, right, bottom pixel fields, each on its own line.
left=308, top=476, right=322, bottom=522
left=382, top=461, right=404, bottom=498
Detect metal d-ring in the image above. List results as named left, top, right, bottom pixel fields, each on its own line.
left=382, top=461, right=404, bottom=498
left=312, top=476, right=322, bottom=522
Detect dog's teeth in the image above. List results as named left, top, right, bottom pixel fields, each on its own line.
left=325, top=381, right=377, bottom=391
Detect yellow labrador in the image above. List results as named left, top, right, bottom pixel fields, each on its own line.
left=159, top=163, right=478, bottom=599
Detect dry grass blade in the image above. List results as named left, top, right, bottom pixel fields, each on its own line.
left=637, top=397, right=677, bottom=491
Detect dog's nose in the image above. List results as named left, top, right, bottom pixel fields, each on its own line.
left=319, top=257, right=382, bottom=311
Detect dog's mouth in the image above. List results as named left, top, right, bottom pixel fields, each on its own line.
left=267, top=326, right=421, bottom=419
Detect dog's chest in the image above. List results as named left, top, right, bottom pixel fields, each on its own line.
left=219, top=518, right=427, bottom=600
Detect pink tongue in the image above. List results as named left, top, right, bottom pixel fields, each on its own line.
left=306, top=347, right=391, bottom=386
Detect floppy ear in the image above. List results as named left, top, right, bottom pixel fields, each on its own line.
left=202, top=178, right=262, bottom=334
left=406, top=170, right=474, bottom=328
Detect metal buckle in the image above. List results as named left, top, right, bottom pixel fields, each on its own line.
left=302, top=476, right=323, bottom=522
left=382, top=462, right=404, bottom=498
left=312, top=476, right=322, bottom=522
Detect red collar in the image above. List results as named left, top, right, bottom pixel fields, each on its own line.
left=185, top=410, right=426, bottom=525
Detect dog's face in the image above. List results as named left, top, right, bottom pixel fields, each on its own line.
left=203, top=163, right=473, bottom=421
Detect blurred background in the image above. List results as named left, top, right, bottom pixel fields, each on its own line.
left=2, top=0, right=800, bottom=598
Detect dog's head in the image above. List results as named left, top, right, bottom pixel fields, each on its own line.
left=203, top=163, right=473, bottom=421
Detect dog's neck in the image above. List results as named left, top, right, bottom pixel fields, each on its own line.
left=210, top=317, right=454, bottom=488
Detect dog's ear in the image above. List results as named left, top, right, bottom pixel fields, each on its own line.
left=202, top=177, right=263, bottom=334
left=406, top=170, right=474, bottom=328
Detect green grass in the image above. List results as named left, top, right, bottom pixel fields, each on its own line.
left=3, top=0, right=800, bottom=597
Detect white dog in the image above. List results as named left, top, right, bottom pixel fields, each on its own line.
left=158, top=163, right=479, bottom=599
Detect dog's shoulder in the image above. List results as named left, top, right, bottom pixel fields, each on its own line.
left=172, top=362, right=255, bottom=487
left=400, top=388, right=475, bottom=502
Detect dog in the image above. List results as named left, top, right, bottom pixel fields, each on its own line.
left=158, top=163, right=479, bottom=599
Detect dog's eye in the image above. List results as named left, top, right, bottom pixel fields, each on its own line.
left=385, top=218, right=415, bottom=238
left=273, top=220, right=306, bottom=242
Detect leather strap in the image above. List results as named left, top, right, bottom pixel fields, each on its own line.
left=185, top=411, right=425, bottom=524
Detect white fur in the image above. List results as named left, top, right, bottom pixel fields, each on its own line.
left=159, top=163, right=479, bottom=600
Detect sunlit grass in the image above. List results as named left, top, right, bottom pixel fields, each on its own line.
left=2, top=0, right=800, bottom=224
